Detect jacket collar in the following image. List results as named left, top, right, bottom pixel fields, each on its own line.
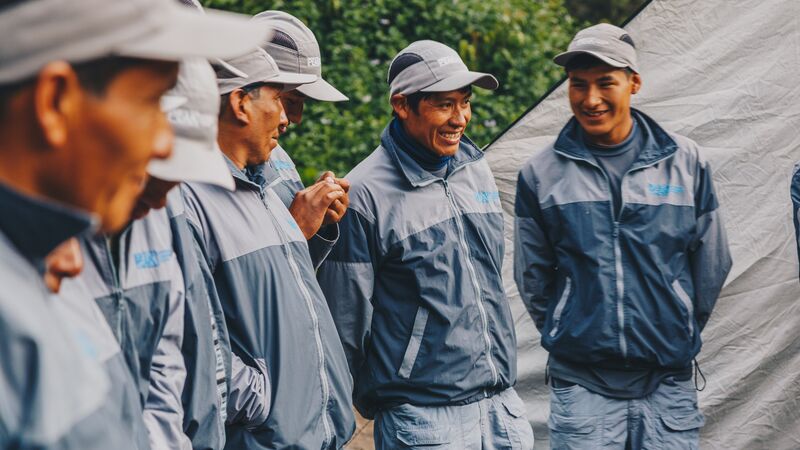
left=553, top=108, right=679, bottom=168
left=0, top=182, right=96, bottom=267
left=223, top=154, right=262, bottom=191
left=380, top=122, right=484, bottom=188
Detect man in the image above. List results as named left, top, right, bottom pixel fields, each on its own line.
left=0, top=1, right=266, bottom=448
left=792, top=164, right=800, bottom=279
left=513, top=24, right=732, bottom=449
left=251, top=10, right=350, bottom=268
left=57, top=55, right=254, bottom=450
left=317, top=40, right=534, bottom=449
left=181, top=47, right=355, bottom=449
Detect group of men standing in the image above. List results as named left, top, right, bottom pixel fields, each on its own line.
left=0, top=1, right=731, bottom=449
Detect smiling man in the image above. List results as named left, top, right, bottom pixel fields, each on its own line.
left=317, top=40, right=533, bottom=449
left=513, top=24, right=732, bottom=449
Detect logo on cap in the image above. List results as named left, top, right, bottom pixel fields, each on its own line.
left=436, top=56, right=459, bottom=67
left=307, top=57, right=321, bottom=67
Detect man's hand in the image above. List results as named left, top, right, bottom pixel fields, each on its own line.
left=288, top=171, right=345, bottom=239
left=323, top=176, right=350, bottom=226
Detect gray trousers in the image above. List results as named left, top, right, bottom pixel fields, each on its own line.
left=374, top=387, right=534, bottom=449
left=548, top=376, right=704, bottom=449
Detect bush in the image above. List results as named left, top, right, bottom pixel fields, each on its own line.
left=204, top=0, right=579, bottom=184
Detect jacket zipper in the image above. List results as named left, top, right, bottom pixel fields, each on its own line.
left=549, top=277, right=572, bottom=338
left=442, top=180, right=499, bottom=386
left=258, top=190, right=332, bottom=446
left=554, top=150, right=677, bottom=363
left=103, top=238, right=125, bottom=342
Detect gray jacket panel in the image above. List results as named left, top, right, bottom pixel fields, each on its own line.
left=261, top=145, right=340, bottom=268
left=65, top=208, right=191, bottom=450
left=0, top=182, right=132, bottom=449
left=317, top=126, right=517, bottom=418
left=168, top=189, right=231, bottom=450
left=181, top=156, right=355, bottom=449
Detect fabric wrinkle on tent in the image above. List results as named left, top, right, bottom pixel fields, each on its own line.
left=484, top=0, right=800, bottom=448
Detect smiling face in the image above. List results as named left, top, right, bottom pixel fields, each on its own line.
left=568, top=63, right=641, bottom=146
left=393, top=88, right=472, bottom=157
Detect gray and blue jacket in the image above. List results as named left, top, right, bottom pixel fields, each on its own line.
left=167, top=189, right=232, bottom=450
left=317, top=125, right=518, bottom=419
left=792, top=163, right=800, bottom=279
left=514, top=109, right=732, bottom=371
left=181, top=156, right=355, bottom=450
left=0, top=182, right=133, bottom=449
left=64, top=208, right=191, bottom=450
left=260, top=144, right=338, bottom=268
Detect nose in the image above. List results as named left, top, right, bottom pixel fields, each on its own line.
left=584, top=85, right=603, bottom=109
left=152, top=114, right=174, bottom=161
left=278, top=103, right=289, bottom=130
left=449, top=103, right=470, bottom=129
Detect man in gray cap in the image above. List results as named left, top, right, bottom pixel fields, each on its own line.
left=317, top=40, right=533, bottom=449
left=0, top=0, right=267, bottom=448
left=181, top=47, right=355, bottom=449
left=514, top=23, right=731, bottom=449
left=251, top=10, right=350, bottom=268
left=55, top=56, right=245, bottom=450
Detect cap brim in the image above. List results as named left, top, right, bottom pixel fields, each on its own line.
left=147, top=137, right=235, bottom=191
left=420, top=71, right=499, bottom=93
left=270, top=72, right=318, bottom=91
left=296, top=77, right=348, bottom=102
left=553, top=50, right=629, bottom=69
left=116, top=5, right=272, bottom=62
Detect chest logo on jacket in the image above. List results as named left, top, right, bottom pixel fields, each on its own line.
left=475, top=191, right=500, bottom=204
left=134, top=250, right=174, bottom=269
left=647, top=183, right=685, bottom=197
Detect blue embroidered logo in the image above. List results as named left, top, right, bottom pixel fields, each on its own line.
left=647, top=183, right=685, bottom=197
left=134, top=250, right=173, bottom=269
left=287, top=218, right=300, bottom=230
left=273, top=160, right=294, bottom=171
left=475, top=191, right=500, bottom=204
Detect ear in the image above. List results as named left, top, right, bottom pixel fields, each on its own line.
left=390, top=94, right=410, bottom=120
left=228, top=88, right=251, bottom=125
left=34, top=61, right=80, bottom=150
left=630, top=72, right=642, bottom=95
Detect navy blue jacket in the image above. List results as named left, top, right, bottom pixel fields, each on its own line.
left=514, top=109, right=732, bottom=370
left=318, top=125, right=517, bottom=418
left=792, top=163, right=800, bottom=279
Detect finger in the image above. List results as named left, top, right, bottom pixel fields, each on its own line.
left=334, top=177, right=351, bottom=192
left=316, top=170, right=335, bottom=184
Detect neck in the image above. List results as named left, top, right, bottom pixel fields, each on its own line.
left=217, top=126, right=252, bottom=170
left=392, top=119, right=452, bottom=171
left=0, top=143, right=48, bottom=201
left=588, top=112, right=634, bottom=146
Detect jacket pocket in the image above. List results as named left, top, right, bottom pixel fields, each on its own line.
left=397, top=306, right=429, bottom=379
left=548, top=413, right=595, bottom=434
left=671, top=279, right=695, bottom=338
left=660, top=411, right=705, bottom=431
left=549, top=277, right=572, bottom=338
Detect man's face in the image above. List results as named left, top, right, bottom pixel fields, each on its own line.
left=280, top=89, right=306, bottom=126
left=130, top=176, right=180, bottom=221
left=245, top=83, right=288, bottom=165
left=59, top=61, right=179, bottom=233
left=568, top=64, right=641, bottom=146
left=399, top=89, right=472, bottom=157
left=44, top=237, right=83, bottom=293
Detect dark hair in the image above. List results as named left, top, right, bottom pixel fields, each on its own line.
left=564, top=53, right=634, bottom=76
left=0, top=55, right=153, bottom=118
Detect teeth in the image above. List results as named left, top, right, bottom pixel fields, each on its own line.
left=440, top=132, right=460, bottom=139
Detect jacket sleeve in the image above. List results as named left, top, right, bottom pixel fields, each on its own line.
left=513, top=165, right=558, bottom=332
left=689, top=158, right=732, bottom=331
left=143, top=266, right=192, bottom=450
left=179, top=187, right=272, bottom=430
left=791, top=163, right=800, bottom=280
left=226, top=355, right=271, bottom=428
left=308, top=223, right=339, bottom=269
left=317, top=207, right=379, bottom=376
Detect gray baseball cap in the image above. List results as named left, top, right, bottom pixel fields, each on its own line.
left=388, top=40, right=499, bottom=96
left=0, top=0, right=271, bottom=84
left=252, top=10, right=348, bottom=102
left=216, top=47, right=317, bottom=95
left=554, top=23, right=639, bottom=73
left=148, top=58, right=234, bottom=191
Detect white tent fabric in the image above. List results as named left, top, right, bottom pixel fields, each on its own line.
left=484, top=0, right=800, bottom=448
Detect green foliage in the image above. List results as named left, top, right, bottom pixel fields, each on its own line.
left=203, top=0, right=579, bottom=184
left=564, top=0, right=645, bottom=26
